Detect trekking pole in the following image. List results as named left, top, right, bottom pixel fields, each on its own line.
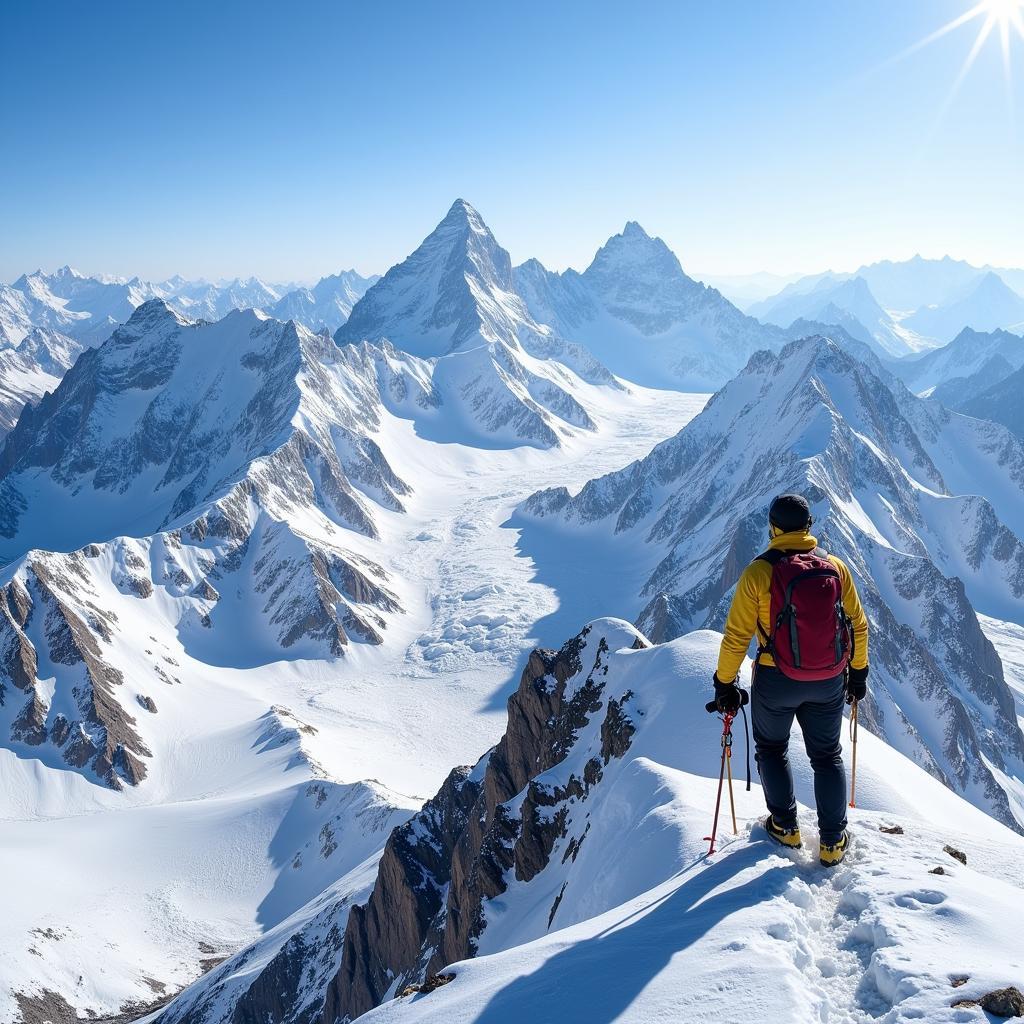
left=725, top=732, right=738, bottom=835
left=703, top=709, right=735, bottom=856
left=849, top=698, right=859, bottom=809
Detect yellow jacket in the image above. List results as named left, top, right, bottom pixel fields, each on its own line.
left=716, top=529, right=869, bottom=683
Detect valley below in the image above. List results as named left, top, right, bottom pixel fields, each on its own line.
left=0, top=383, right=707, bottom=1023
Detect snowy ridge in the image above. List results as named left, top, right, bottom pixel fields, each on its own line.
left=517, top=336, right=1024, bottom=829
left=0, top=302, right=430, bottom=788
left=159, top=621, right=1024, bottom=1024
left=0, top=301, right=414, bottom=555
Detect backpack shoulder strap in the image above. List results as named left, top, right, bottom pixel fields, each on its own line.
left=752, top=549, right=785, bottom=646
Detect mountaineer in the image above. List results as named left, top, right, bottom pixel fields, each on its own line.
left=711, top=494, right=869, bottom=866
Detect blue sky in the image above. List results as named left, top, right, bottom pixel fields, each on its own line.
left=1, top=0, right=1021, bottom=282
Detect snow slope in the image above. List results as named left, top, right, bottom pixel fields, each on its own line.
left=362, top=622, right=1024, bottom=1024
left=369, top=812, right=1024, bottom=1024
left=164, top=621, right=1024, bottom=1024
left=1, top=703, right=418, bottom=1024
left=517, top=336, right=1024, bottom=829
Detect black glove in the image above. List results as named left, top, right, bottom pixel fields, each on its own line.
left=846, top=665, right=868, bottom=704
left=711, top=674, right=744, bottom=714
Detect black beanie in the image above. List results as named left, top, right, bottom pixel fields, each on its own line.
left=769, top=493, right=812, bottom=532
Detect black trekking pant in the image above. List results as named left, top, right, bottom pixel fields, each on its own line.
left=751, top=664, right=847, bottom=844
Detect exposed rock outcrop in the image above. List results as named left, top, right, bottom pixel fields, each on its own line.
left=0, top=552, right=150, bottom=788
left=325, top=621, right=639, bottom=1020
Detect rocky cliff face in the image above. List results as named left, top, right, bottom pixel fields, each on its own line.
left=0, top=550, right=150, bottom=788
left=329, top=623, right=638, bottom=1018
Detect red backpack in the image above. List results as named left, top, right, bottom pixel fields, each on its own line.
left=755, top=547, right=852, bottom=681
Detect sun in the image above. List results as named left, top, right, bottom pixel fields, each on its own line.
left=976, top=0, right=1024, bottom=68
left=894, top=0, right=1024, bottom=109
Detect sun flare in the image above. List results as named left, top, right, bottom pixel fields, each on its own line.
left=907, top=0, right=1024, bottom=104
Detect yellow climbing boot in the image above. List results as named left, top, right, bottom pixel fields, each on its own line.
left=765, top=815, right=802, bottom=849
left=819, top=830, right=851, bottom=867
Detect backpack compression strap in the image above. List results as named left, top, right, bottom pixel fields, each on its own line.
left=752, top=546, right=832, bottom=657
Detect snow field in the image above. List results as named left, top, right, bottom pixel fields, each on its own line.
left=0, top=385, right=706, bottom=1021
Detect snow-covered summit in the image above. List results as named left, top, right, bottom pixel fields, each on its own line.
left=334, top=200, right=617, bottom=447
left=338, top=199, right=559, bottom=358
left=514, top=225, right=786, bottom=389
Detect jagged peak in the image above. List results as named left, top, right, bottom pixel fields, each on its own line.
left=443, top=197, right=481, bottom=223
left=586, top=221, right=682, bottom=276
left=774, top=331, right=853, bottom=367
left=514, top=256, right=547, bottom=273
left=621, top=220, right=651, bottom=240
left=949, top=323, right=1021, bottom=345
left=106, top=300, right=193, bottom=346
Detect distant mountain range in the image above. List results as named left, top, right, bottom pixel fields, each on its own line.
left=749, top=275, right=921, bottom=358
left=903, top=271, right=1024, bottom=342
left=893, top=326, right=1024, bottom=393
left=0, top=265, right=377, bottom=348
left=751, top=255, right=1024, bottom=354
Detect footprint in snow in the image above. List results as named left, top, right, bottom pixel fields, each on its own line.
left=893, top=890, right=946, bottom=910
